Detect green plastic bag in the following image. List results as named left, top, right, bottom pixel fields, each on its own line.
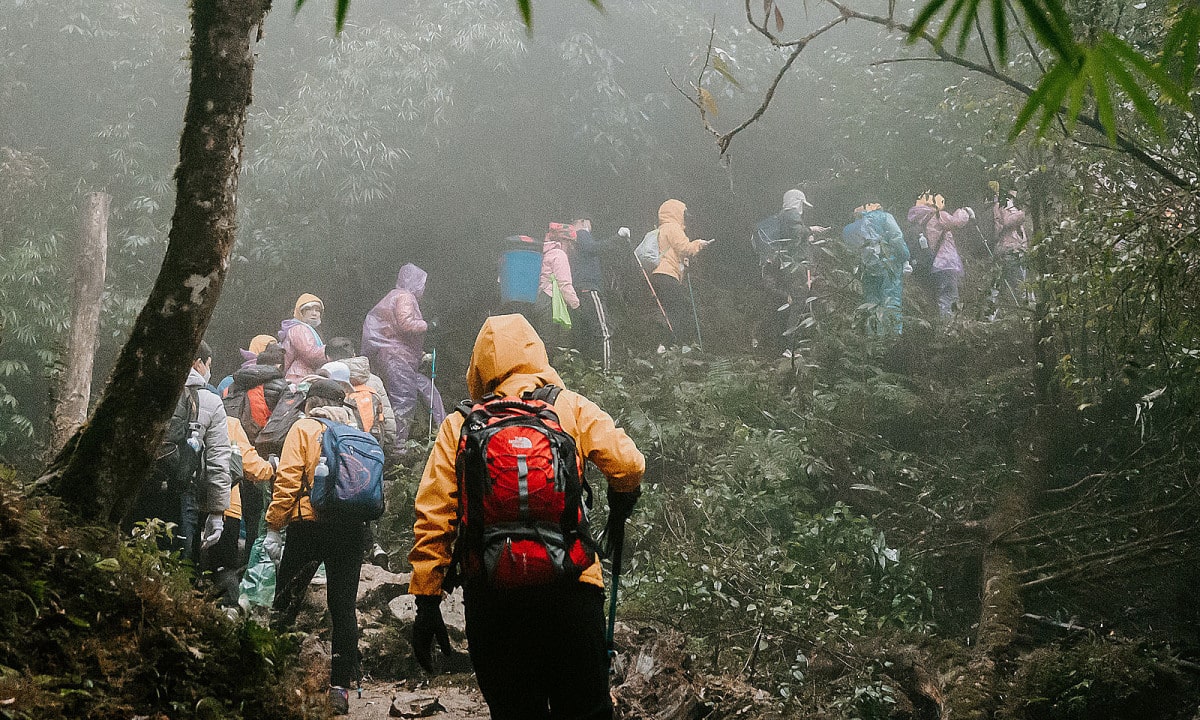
left=238, top=535, right=278, bottom=608
left=551, top=276, right=573, bottom=329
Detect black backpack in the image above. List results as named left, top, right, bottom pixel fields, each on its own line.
left=903, top=213, right=937, bottom=280
left=150, top=387, right=203, bottom=495
left=253, top=387, right=307, bottom=457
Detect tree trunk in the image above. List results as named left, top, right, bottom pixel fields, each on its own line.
left=50, top=191, right=110, bottom=454
left=40, top=0, right=272, bottom=524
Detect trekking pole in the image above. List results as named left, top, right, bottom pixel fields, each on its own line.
left=605, top=518, right=626, bottom=670
left=428, top=348, right=437, bottom=440
left=685, top=267, right=703, bottom=351
left=973, top=218, right=1020, bottom=306
left=621, top=228, right=673, bottom=335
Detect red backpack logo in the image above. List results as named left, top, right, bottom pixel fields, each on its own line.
left=453, top=386, right=594, bottom=589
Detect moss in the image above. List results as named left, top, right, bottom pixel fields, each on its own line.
left=1007, top=642, right=1186, bottom=720
left=0, top=481, right=311, bottom=719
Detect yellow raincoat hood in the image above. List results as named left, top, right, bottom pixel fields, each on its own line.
left=248, top=334, right=277, bottom=355
left=466, top=314, right=565, bottom=401
left=658, top=199, right=686, bottom=229
left=292, top=293, right=324, bottom=320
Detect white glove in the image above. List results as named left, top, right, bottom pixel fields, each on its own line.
left=903, top=261, right=914, bottom=274
left=617, top=226, right=630, bottom=238
left=200, top=513, right=224, bottom=550
left=267, top=454, right=279, bottom=471
left=965, top=206, right=976, bottom=220
left=263, top=529, right=284, bottom=568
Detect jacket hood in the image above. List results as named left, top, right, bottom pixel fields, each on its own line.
left=231, top=364, right=284, bottom=391
left=292, top=293, right=323, bottom=320
left=466, top=314, right=565, bottom=401
left=395, top=264, right=427, bottom=299
left=658, top=199, right=686, bottom=229
left=310, top=405, right=355, bottom=426
left=249, top=334, right=277, bottom=355
left=907, top=204, right=936, bottom=225
left=185, top=368, right=208, bottom=388
left=342, top=356, right=373, bottom=385
left=782, top=189, right=812, bottom=214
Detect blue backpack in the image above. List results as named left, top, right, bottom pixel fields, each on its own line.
left=309, top=419, right=386, bottom=522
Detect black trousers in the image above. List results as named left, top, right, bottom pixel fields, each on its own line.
left=575, top=290, right=612, bottom=372
left=649, top=273, right=694, bottom=346
left=464, top=582, right=612, bottom=720
left=271, top=520, right=366, bottom=688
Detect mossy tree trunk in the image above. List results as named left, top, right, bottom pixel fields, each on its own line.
left=41, top=0, right=272, bottom=524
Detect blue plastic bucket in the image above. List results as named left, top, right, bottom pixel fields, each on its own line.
left=500, top=249, right=542, bottom=304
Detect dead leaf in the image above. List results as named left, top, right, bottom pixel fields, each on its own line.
left=390, top=697, right=447, bottom=718
left=775, top=6, right=785, bottom=31
left=698, top=87, right=718, bottom=117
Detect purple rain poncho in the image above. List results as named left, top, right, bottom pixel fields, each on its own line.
left=361, top=264, right=445, bottom=448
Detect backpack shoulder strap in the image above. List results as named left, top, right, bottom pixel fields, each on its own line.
left=525, top=384, right=562, bottom=405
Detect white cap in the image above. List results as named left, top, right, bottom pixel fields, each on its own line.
left=319, top=361, right=354, bottom=392
left=782, top=189, right=813, bottom=213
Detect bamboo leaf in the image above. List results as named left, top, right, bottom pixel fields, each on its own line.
left=954, top=0, right=984, bottom=54
left=1035, top=59, right=1075, bottom=136
left=774, top=6, right=785, bottom=32
left=1101, top=33, right=1189, bottom=106
left=1008, top=60, right=1071, bottom=141
left=991, top=0, right=1008, bottom=65
left=764, top=0, right=774, bottom=18
left=517, top=0, right=533, bottom=29
left=1102, top=44, right=1167, bottom=137
left=1063, top=54, right=1088, bottom=132
left=698, top=87, right=719, bottom=117
left=1014, top=0, right=1077, bottom=60
left=910, top=0, right=953, bottom=38
left=335, top=0, right=350, bottom=32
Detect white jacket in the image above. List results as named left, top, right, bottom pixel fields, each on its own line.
left=185, top=368, right=233, bottom=514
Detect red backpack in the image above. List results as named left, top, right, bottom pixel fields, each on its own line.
left=452, top=386, right=595, bottom=590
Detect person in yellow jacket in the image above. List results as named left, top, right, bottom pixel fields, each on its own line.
left=408, top=314, right=645, bottom=720
left=262, top=378, right=363, bottom=716
left=206, top=416, right=275, bottom=606
left=650, top=199, right=713, bottom=347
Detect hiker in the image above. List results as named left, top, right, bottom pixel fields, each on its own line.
left=409, top=314, right=644, bottom=719
left=651, top=199, right=712, bottom=348
left=279, top=294, right=328, bottom=383
left=262, top=378, right=367, bottom=716
left=991, top=188, right=1030, bottom=313
left=907, top=193, right=973, bottom=318
left=566, top=217, right=613, bottom=371
left=213, top=409, right=276, bottom=606
left=217, top=334, right=278, bottom=395
left=751, top=189, right=830, bottom=352
left=535, top=222, right=581, bottom=346
left=128, top=341, right=232, bottom=564
left=325, top=337, right=398, bottom=454
left=361, top=264, right=446, bottom=452
left=843, top=203, right=910, bottom=336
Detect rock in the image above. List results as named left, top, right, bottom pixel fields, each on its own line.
left=358, top=564, right=412, bottom=610
left=388, top=588, right=467, bottom=635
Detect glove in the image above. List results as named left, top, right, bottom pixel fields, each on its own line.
left=267, top=454, right=279, bottom=471
left=412, top=595, right=452, bottom=673
left=263, top=529, right=284, bottom=568
left=988, top=180, right=1000, bottom=195
left=965, top=206, right=976, bottom=220
left=200, top=513, right=224, bottom=550
left=607, top=487, right=642, bottom=525
left=617, top=226, right=631, bottom=239
left=426, top=318, right=439, bottom=332
left=903, top=261, right=914, bottom=274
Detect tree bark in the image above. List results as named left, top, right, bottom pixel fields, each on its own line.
left=51, top=191, right=110, bottom=454
left=41, top=0, right=272, bottom=524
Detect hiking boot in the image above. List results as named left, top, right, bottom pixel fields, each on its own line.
left=328, top=686, right=350, bottom=716
left=370, top=543, right=390, bottom=571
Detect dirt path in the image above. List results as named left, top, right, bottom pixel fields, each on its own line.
left=347, top=676, right=489, bottom=720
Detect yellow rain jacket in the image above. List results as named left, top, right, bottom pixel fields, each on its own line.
left=408, top=314, right=645, bottom=596
left=652, top=199, right=705, bottom=282
left=264, top=405, right=355, bottom=532
left=224, top=417, right=275, bottom=520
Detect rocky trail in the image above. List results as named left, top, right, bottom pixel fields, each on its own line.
left=345, top=677, right=489, bottom=720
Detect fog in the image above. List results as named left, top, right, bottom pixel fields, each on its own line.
left=3, top=0, right=1004, bottom=400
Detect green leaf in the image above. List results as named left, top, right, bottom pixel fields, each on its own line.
left=1101, top=44, right=1167, bottom=137
left=909, top=0, right=953, bottom=39
left=335, top=0, right=350, bottom=32
left=1088, top=49, right=1117, bottom=145
left=954, top=0, right=984, bottom=54
left=991, top=0, right=1008, bottom=65
left=517, top=0, right=532, bottom=29
left=1100, top=33, right=1189, bottom=106
left=1008, top=59, right=1072, bottom=141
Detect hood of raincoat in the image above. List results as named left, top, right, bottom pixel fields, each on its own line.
left=309, top=404, right=355, bottom=426
left=292, top=293, right=323, bottom=320
left=907, top=204, right=937, bottom=227
left=465, top=314, right=565, bottom=402
left=782, top=189, right=812, bottom=214
left=342, top=356, right=374, bottom=385
left=658, top=199, right=686, bottom=230
left=395, top=264, right=427, bottom=300
left=249, top=334, right=276, bottom=355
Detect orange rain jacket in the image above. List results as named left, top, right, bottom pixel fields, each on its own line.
left=264, top=405, right=355, bottom=532
left=652, top=199, right=705, bottom=282
left=408, top=314, right=645, bottom=596
left=224, top=416, right=275, bottom=520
